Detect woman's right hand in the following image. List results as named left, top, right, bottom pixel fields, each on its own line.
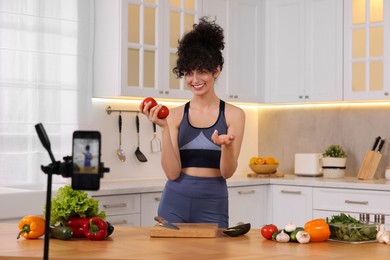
left=139, top=101, right=167, bottom=127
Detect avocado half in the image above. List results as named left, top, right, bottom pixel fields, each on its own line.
left=223, top=223, right=251, bottom=237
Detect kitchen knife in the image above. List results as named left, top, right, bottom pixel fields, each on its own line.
left=377, top=139, right=385, bottom=153
left=154, top=216, right=180, bottom=230
left=372, top=136, right=381, bottom=151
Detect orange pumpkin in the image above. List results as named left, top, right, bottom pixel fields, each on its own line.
left=304, top=218, right=330, bottom=242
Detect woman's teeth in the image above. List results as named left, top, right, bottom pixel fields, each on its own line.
left=193, top=84, right=204, bottom=89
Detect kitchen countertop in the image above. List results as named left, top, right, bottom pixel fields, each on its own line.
left=1, top=174, right=390, bottom=220
left=88, top=174, right=390, bottom=196
left=1, top=223, right=389, bottom=259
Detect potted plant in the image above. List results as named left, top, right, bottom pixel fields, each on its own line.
left=322, top=145, right=347, bottom=178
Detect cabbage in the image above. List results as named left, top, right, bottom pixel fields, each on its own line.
left=46, top=185, right=106, bottom=225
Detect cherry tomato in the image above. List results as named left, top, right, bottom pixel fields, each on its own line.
left=157, top=105, right=169, bottom=119
left=261, top=224, right=278, bottom=240
left=141, top=97, right=158, bottom=111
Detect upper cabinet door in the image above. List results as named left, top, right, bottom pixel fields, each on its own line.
left=93, top=0, right=201, bottom=100
left=203, top=0, right=265, bottom=103
left=266, top=0, right=343, bottom=103
left=344, top=0, right=390, bottom=101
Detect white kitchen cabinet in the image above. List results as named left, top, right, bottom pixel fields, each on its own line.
left=313, top=187, right=390, bottom=228
left=228, top=185, right=268, bottom=228
left=265, top=0, right=343, bottom=103
left=343, top=0, right=390, bottom=101
left=93, top=193, right=141, bottom=226
left=93, top=0, right=201, bottom=99
left=140, top=192, right=162, bottom=226
left=270, top=185, right=313, bottom=228
left=203, top=0, right=265, bottom=103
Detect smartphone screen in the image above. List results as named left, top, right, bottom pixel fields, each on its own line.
left=72, top=131, right=101, bottom=190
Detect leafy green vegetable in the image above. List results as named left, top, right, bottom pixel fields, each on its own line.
left=45, top=185, right=105, bottom=225
left=327, top=213, right=377, bottom=241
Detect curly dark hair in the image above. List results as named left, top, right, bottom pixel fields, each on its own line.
left=172, top=16, right=225, bottom=78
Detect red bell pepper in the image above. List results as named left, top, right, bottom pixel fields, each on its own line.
left=83, top=217, right=108, bottom=240
left=67, top=217, right=91, bottom=238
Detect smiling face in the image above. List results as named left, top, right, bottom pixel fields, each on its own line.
left=184, top=67, right=220, bottom=95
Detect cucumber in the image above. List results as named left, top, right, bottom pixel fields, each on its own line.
left=289, top=227, right=304, bottom=242
left=50, top=226, right=73, bottom=240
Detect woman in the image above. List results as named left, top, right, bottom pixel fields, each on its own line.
left=140, top=17, right=245, bottom=228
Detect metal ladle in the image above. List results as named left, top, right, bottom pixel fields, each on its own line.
left=116, top=113, right=126, bottom=162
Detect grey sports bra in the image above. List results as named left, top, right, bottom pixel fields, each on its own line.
left=178, top=100, right=228, bottom=169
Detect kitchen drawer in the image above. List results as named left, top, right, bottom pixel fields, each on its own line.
left=141, top=192, right=162, bottom=226
left=93, top=194, right=141, bottom=216
left=106, top=213, right=140, bottom=226
left=313, top=188, right=390, bottom=215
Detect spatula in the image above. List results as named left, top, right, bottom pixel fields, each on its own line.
left=135, top=113, right=147, bottom=162
left=151, top=123, right=161, bottom=153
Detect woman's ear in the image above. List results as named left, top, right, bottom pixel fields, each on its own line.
left=213, top=66, right=221, bottom=79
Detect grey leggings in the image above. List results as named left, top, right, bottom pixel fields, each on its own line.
left=157, top=173, right=229, bottom=228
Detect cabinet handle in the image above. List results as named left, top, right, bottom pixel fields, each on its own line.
left=102, top=203, right=127, bottom=209
left=108, top=219, right=128, bottom=225
left=164, top=91, right=169, bottom=94
left=304, top=95, right=309, bottom=99
left=234, top=95, right=238, bottom=98
left=385, top=92, right=389, bottom=96
left=159, top=90, right=163, bottom=94
left=154, top=197, right=161, bottom=202
left=299, top=95, right=303, bottom=99
left=345, top=200, right=368, bottom=205
left=238, top=190, right=255, bottom=195
left=281, top=190, right=302, bottom=195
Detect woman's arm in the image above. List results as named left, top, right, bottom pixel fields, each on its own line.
left=212, top=104, right=245, bottom=179
left=140, top=102, right=183, bottom=180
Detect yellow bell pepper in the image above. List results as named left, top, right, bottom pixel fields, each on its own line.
left=17, top=215, right=46, bottom=239
left=304, top=218, right=331, bottom=242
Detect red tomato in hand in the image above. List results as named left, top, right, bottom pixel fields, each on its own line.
left=261, top=224, right=278, bottom=240
left=157, top=105, right=169, bottom=119
left=142, top=97, right=158, bottom=111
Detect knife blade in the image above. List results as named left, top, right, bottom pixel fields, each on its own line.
left=154, top=216, right=180, bottom=230
left=372, top=136, right=381, bottom=151
left=377, top=139, right=385, bottom=153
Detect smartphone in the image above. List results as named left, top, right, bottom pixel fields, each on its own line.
left=72, top=131, right=101, bottom=190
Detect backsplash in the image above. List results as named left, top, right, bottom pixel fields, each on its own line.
left=258, top=103, right=390, bottom=179
left=87, top=99, right=390, bottom=181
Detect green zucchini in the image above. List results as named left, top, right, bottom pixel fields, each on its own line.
left=50, top=226, right=73, bottom=240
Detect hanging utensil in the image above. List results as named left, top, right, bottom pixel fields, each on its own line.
left=151, top=122, right=161, bottom=153
left=135, top=113, right=147, bottom=162
left=116, top=113, right=126, bottom=162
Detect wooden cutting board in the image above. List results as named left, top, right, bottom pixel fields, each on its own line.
left=150, top=223, right=218, bottom=238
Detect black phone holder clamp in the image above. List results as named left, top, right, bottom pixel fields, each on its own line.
left=40, top=155, right=109, bottom=179
left=34, top=123, right=109, bottom=260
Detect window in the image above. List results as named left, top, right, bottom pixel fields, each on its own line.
left=0, top=0, right=93, bottom=185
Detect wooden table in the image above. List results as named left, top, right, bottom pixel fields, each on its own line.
left=2, top=223, right=390, bottom=259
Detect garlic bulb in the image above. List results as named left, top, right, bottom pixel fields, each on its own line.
left=276, top=230, right=290, bottom=243
left=296, top=231, right=310, bottom=244
left=377, top=224, right=390, bottom=244
left=285, top=220, right=297, bottom=233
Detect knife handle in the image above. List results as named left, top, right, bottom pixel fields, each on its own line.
left=154, top=216, right=166, bottom=224
left=377, top=139, right=385, bottom=153
left=372, top=136, right=381, bottom=150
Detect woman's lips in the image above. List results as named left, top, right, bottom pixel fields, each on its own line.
left=193, top=84, right=204, bottom=89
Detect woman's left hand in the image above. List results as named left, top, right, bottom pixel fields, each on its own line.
left=211, top=130, right=235, bottom=146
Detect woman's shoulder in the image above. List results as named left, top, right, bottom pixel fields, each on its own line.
left=224, top=102, right=245, bottom=118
